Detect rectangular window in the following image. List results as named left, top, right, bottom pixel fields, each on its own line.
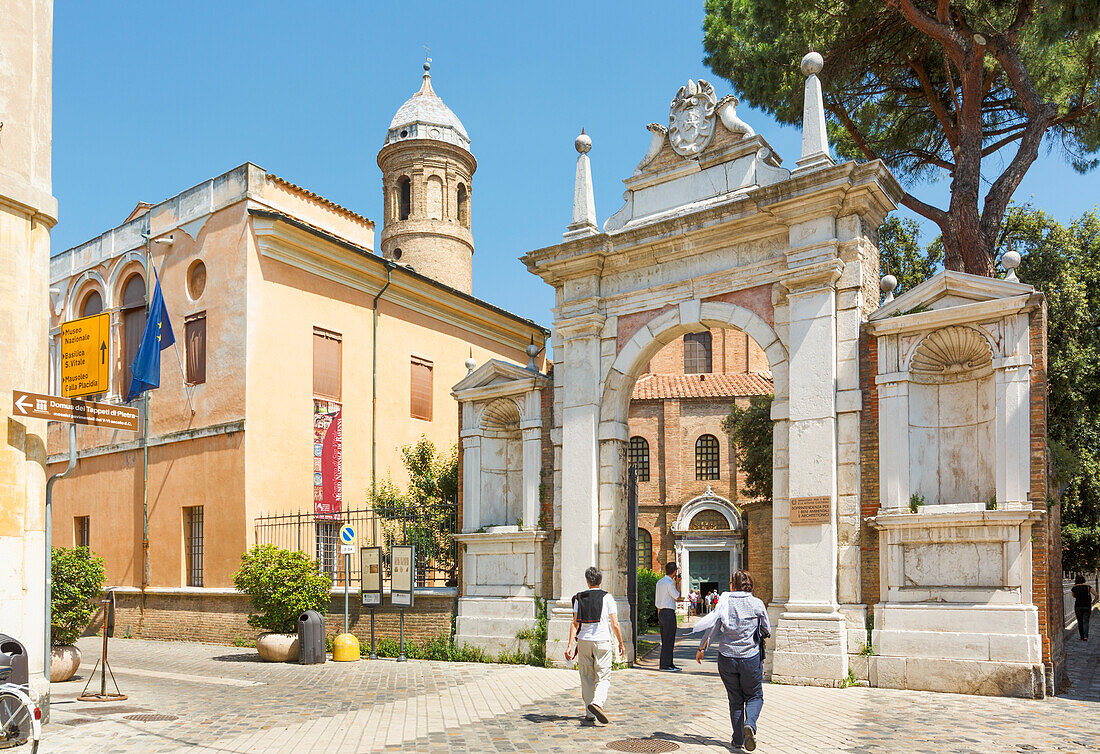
left=184, top=506, right=204, bottom=587
left=316, top=520, right=338, bottom=584
left=684, top=332, right=713, bottom=374
left=410, top=357, right=433, bottom=421
left=75, top=516, right=90, bottom=549
left=185, top=313, right=207, bottom=385
left=313, top=328, right=342, bottom=401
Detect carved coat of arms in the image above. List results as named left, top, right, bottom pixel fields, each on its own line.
left=668, top=79, right=717, bottom=157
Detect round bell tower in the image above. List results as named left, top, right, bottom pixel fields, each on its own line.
left=378, top=61, right=477, bottom=294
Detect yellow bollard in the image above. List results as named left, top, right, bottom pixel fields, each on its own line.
left=332, top=633, right=360, bottom=662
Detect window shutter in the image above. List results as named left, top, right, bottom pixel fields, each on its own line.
left=313, top=329, right=342, bottom=401
left=185, top=313, right=206, bottom=385
left=410, top=357, right=433, bottom=421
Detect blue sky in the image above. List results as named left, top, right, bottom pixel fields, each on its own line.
left=53, top=1, right=1100, bottom=327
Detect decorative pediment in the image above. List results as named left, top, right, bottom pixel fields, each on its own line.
left=451, top=359, right=550, bottom=402
left=871, top=270, right=1033, bottom=321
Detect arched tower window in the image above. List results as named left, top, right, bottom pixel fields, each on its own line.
left=684, top=331, right=712, bottom=374
left=426, top=175, right=444, bottom=220
left=397, top=176, right=412, bottom=221
left=80, top=290, right=103, bottom=317
left=628, top=436, right=650, bottom=482
left=637, top=528, right=653, bottom=570
left=120, top=273, right=147, bottom=399
left=695, top=434, right=720, bottom=480
left=457, top=183, right=469, bottom=227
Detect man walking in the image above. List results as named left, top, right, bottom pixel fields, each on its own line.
left=656, top=561, right=681, bottom=671
left=565, top=566, right=625, bottom=724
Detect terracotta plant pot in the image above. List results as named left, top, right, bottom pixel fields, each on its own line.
left=50, top=645, right=81, bottom=682
left=255, top=632, right=299, bottom=662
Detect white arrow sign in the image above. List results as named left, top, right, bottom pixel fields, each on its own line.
left=14, top=394, right=31, bottom=414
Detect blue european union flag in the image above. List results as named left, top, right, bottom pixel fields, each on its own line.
left=125, top=269, right=176, bottom=402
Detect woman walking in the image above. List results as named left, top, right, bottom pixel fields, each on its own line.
left=1072, top=575, right=1099, bottom=641
left=693, top=571, right=769, bottom=752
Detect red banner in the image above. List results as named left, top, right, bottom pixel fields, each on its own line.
left=313, top=410, right=342, bottom=520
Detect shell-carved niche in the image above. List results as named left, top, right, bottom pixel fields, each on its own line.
left=910, top=326, right=993, bottom=376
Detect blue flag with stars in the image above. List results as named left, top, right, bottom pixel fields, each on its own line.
left=125, top=268, right=175, bottom=402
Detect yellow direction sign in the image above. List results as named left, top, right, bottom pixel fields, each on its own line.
left=60, top=313, right=110, bottom=398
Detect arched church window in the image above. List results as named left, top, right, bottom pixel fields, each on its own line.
left=457, top=183, right=469, bottom=227
left=120, top=273, right=146, bottom=400
left=80, top=289, right=103, bottom=317
left=426, top=175, right=444, bottom=220
left=628, top=436, right=650, bottom=482
left=695, top=434, right=720, bottom=480
left=684, top=331, right=712, bottom=374
left=398, top=176, right=412, bottom=220
left=637, top=528, right=653, bottom=570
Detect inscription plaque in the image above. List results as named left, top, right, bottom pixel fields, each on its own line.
left=790, top=495, right=831, bottom=525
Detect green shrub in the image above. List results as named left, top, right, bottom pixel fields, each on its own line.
left=51, top=546, right=106, bottom=645
left=232, top=544, right=331, bottom=633
left=637, top=568, right=661, bottom=633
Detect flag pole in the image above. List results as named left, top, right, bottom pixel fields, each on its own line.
left=141, top=230, right=152, bottom=590
left=172, top=342, right=195, bottom=416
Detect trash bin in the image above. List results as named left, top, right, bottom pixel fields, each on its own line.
left=298, top=611, right=325, bottom=665
left=0, top=634, right=29, bottom=686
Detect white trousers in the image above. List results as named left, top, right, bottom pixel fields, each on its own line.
left=577, top=639, right=612, bottom=711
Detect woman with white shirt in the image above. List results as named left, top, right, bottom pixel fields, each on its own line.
left=692, top=570, right=770, bottom=752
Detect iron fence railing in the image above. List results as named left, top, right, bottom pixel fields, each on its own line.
left=254, top=503, right=458, bottom=589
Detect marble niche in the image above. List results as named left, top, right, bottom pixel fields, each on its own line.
left=451, top=359, right=550, bottom=656
left=866, top=270, right=1046, bottom=698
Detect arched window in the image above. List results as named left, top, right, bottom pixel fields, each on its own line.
left=684, top=331, right=712, bottom=374
left=695, top=434, right=720, bottom=480
left=79, top=289, right=103, bottom=317
left=457, top=183, right=469, bottom=227
left=397, top=176, right=412, bottom=220
left=637, top=528, right=653, bottom=570
left=120, top=273, right=146, bottom=399
left=628, top=436, right=650, bottom=482
left=426, top=175, right=444, bottom=220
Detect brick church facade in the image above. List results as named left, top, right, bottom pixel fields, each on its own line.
left=629, top=326, right=775, bottom=604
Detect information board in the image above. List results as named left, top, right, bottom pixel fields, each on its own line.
left=390, top=545, right=415, bottom=607
left=360, top=546, right=382, bottom=607
left=60, top=313, right=111, bottom=398
left=790, top=495, right=832, bottom=525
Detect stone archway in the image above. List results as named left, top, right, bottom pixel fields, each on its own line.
left=522, top=69, right=898, bottom=680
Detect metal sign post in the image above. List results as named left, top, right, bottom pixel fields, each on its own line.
left=338, top=524, right=356, bottom=634
left=391, top=545, right=415, bottom=662
left=77, top=600, right=127, bottom=702
left=360, top=547, right=382, bottom=659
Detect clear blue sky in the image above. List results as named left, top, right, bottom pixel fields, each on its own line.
left=53, top=1, right=1100, bottom=327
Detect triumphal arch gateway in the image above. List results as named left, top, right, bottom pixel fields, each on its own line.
left=453, top=55, right=1063, bottom=697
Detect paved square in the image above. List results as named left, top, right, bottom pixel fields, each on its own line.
left=39, top=630, right=1100, bottom=753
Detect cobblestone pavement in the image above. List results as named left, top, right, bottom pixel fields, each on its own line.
left=36, top=629, right=1100, bottom=753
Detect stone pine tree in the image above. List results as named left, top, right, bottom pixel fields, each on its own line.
left=703, top=0, right=1100, bottom=277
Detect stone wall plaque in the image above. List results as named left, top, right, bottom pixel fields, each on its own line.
left=790, top=496, right=831, bottom=525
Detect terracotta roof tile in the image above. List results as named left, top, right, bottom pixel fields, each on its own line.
left=631, top=371, right=773, bottom=401
left=267, top=174, right=375, bottom=228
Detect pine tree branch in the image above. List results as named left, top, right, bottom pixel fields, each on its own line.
left=911, top=55, right=960, bottom=150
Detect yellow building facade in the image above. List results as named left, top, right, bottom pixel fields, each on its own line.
left=47, top=70, right=545, bottom=593
left=0, top=0, right=57, bottom=701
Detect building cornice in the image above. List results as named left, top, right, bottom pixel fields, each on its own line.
left=249, top=209, right=547, bottom=352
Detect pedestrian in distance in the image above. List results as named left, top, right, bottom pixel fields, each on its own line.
left=1072, top=574, right=1099, bottom=641
left=655, top=561, right=681, bottom=671
left=690, top=589, right=699, bottom=617
left=692, top=570, right=770, bottom=752
left=565, top=566, right=626, bottom=724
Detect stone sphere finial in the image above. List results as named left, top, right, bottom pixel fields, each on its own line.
left=464, top=357, right=477, bottom=373
left=801, top=51, right=824, bottom=77
left=1001, top=249, right=1022, bottom=281
left=424, top=58, right=431, bottom=72
left=526, top=342, right=540, bottom=358
left=575, top=129, right=592, bottom=155
left=880, top=274, right=898, bottom=303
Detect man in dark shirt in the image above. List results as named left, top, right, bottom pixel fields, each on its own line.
left=1072, top=575, right=1099, bottom=641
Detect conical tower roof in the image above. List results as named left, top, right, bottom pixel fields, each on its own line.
left=384, top=61, right=470, bottom=151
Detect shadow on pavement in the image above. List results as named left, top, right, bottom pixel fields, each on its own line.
left=210, top=652, right=264, bottom=663
left=522, top=712, right=589, bottom=724
left=650, top=730, right=733, bottom=750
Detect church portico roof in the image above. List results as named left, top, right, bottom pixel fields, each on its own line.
left=384, top=61, right=470, bottom=151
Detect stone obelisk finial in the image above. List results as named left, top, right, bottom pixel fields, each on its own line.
left=564, top=130, right=598, bottom=240
left=795, top=52, right=834, bottom=172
